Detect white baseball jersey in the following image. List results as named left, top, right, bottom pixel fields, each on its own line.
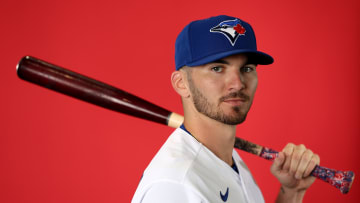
left=132, top=127, right=264, bottom=203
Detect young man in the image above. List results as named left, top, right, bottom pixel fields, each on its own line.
left=132, top=15, right=320, bottom=203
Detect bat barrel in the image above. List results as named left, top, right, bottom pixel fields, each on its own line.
left=17, top=56, right=172, bottom=126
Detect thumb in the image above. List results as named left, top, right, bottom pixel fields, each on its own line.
left=270, top=152, right=285, bottom=174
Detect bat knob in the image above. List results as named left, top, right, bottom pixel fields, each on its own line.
left=339, top=171, right=355, bottom=194
left=311, top=166, right=355, bottom=194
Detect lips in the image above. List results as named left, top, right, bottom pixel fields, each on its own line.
left=220, top=91, right=250, bottom=104
left=223, top=98, right=246, bottom=105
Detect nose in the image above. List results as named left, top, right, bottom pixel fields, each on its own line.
left=227, top=69, right=245, bottom=92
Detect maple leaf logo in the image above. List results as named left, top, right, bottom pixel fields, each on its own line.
left=234, top=24, right=246, bottom=35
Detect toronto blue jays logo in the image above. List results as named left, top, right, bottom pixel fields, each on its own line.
left=210, top=18, right=246, bottom=46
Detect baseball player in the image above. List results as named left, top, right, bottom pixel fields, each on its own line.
left=132, top=15, right=320, bottom=203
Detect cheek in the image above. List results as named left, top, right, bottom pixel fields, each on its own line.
left=247, top=77, right=258, bottom=95
left=195, top=79, right=224, bottom=101
left=207, top=80, right=226, bottom=96
left=197, top=76, right=223, bottom=90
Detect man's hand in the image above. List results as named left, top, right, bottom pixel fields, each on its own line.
left=270, top=143, right=320, bottom=203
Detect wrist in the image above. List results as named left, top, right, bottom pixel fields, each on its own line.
left=276, top=186, right=306, bottom=203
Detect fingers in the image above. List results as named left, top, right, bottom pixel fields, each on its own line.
left=282, top=143, right=295, bottom=172
left=289, top=144, right=306, bottom=178
left=281, top=143, right=320, bottom=179
left=303, top=154, right=320, bottom=177
left=294, top=149, right=312, bottom=179
left=271, top=152, right=285, bottom=173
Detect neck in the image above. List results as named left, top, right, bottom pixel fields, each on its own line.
left=183, top=112, right=236, bottom=166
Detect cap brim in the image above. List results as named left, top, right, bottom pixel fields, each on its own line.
left=186, top=49, right=274, bottom=67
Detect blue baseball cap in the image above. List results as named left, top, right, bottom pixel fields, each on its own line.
left=175, top=15, right=274, bottom=70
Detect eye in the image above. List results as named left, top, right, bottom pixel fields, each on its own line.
left=211, top=66, right=223, bottom=73
left=241, top=65, right=256, bottom=73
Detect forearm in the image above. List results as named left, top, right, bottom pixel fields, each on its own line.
left=275, top=186, right=306, bottom=203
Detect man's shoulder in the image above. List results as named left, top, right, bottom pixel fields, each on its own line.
left=142, top=128, right=202, bottom=183
left=132, top=128, right=205, bottom=202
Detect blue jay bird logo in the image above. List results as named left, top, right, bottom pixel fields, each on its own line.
left=210, top=19, right=246, bottom=46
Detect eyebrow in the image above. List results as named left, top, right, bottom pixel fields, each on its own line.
left=211, top=59, right=256, bottom=66
left=212, top=59, right=230, bottom=64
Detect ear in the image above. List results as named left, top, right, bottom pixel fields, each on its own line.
left=171, top=70, right=190, bottom=98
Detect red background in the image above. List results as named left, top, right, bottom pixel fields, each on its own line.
left=1, top=0, right=359, bottom=202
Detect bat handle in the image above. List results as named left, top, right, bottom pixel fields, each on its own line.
left=259, top=147, right=355, bottom=194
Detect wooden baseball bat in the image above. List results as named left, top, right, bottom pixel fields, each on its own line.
left=16, top=56, right=354, bottom=194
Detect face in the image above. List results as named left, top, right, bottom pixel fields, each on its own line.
left=185, top=54, right=258, bottom=125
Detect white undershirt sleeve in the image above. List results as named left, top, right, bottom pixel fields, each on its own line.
left=140, top=181, right=204, bottom=203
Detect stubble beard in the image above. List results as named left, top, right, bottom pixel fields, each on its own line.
left=188, top=76, right=252, bottom=125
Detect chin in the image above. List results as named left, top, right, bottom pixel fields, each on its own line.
left=219, top=111, right=248, bottom=125
left=222, top=117, right=247, bottom=125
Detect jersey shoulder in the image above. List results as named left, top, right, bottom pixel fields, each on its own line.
left=132, top=128, right=205, bottom=202
left=144, top=128, right=202, bottom=182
